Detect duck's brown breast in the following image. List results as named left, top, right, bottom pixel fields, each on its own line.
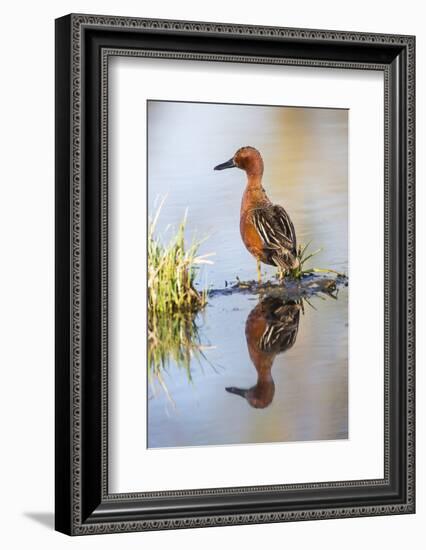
left=239, top=212, right=265, bottom=260
left=240, top=183, right=272, bottom=262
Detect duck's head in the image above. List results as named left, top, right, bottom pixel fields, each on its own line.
left=214, top=146, right=264, bottom=177
left=226, top=381, right=275, bottom=409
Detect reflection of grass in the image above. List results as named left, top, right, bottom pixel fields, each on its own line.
left=148, top=314, right=218, bottom=401
left=289, top=242, right=345, bottom=280
left=149, top=314, right=200, bottom=374
left=148, top=314, right=202, bottom=399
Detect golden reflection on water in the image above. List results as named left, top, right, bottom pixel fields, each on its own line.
left=147, top=100, right=348, bottom=448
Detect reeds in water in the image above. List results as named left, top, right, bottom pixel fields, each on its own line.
left=289, top=241, right=344, bottom=280
left=148, top=199, right=213, bottom=317
left=148, top=199, right=214, bottom=393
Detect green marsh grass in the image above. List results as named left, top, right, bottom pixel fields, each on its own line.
left=148, top=199, right=214, bottom=397
left=289, top=241, right=345, bottom=280
left=148, top=199, right=214, bottom=317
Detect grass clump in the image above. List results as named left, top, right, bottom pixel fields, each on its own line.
left=289, top=241, right=345, bottom=280
left=148, top=199, right=215, bottom=396
left=148, top=198, right=213, bottom=318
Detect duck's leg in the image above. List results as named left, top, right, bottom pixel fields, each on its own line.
left=257, top=259, right=262, bottom=284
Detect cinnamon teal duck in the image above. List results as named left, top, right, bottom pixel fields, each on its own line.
left=214, top=146, right=299, bottom=282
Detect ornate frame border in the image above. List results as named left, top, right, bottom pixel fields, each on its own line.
left=55, top=14, right=415, bottom=535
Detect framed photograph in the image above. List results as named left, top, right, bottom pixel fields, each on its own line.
left=55, top=14, right=415, bottom=535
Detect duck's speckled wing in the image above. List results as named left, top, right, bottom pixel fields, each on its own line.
left=251, top=205, right=297, bottom=255
left=259, top=300, right=301, bottom=353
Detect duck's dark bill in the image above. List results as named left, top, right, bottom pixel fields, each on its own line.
left=225, top=386, right=248, bottom=398
left=214, top=158, right=235, bottom=170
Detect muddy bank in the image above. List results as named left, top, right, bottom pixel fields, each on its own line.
left=208, top=273, right=348, bottom=301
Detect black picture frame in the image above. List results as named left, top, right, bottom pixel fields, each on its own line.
left=55, top=13, right=415, bottom=535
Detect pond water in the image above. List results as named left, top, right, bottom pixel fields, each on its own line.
left=147, top=101, right=348, bottom=448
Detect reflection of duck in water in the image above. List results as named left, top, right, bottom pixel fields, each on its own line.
left=226, top=296, right=301, bottom=409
